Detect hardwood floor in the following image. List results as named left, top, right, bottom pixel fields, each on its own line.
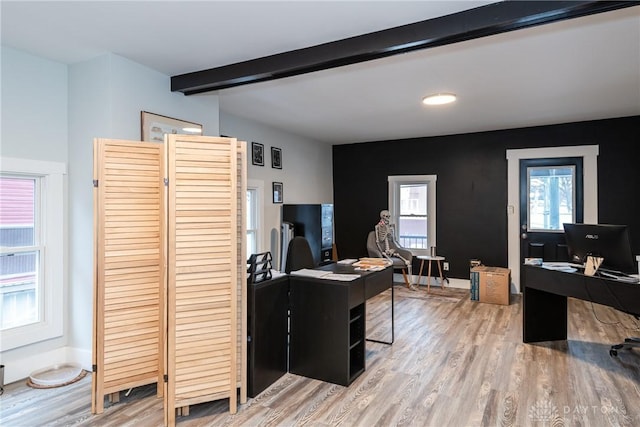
left=2, top=284, right=639, bottom=426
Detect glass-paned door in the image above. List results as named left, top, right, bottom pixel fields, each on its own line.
left=520, top=157, right=584, bottom=262
left=527, top=166, right=576, bottom=231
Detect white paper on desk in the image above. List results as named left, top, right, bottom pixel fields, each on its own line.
left=322, top=273, right=360, bottom=281
left=354, top=265, right=384, bottom=271
left=270, top=269, right=287, bottom=279
left=541, top=262, right=578, bottom=273
left=613, top=275, right=640, bottom=283
left=290, top=269, right=331, bottom=278
left=337, top=259, right=358, bottom=265
left=289, top=269, right=361, bottom=281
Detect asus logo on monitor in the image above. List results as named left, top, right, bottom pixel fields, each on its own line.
left=585, top=234, right=599, bottom=239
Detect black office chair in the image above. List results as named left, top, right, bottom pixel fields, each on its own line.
left=284, top=236, right=315, bottom=273
left=610, top=315, right=640, bottom=357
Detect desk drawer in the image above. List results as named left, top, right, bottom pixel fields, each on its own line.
left=364, top=267, right=393, bottom=299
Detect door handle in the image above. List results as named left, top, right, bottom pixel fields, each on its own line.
left=521, top=233, right=528, bottom=240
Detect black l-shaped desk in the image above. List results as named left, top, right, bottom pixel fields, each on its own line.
left=247, top=263, right=393, bottom=396
left=288, top=263, right=393, bottom=387
left=522, top=264, right=640, bottom=343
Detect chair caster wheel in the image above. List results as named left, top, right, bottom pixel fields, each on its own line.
left=610, top=349, right=618, bottom=357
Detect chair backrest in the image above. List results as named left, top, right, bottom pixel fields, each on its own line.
left=366, top=231, right=382, bottom=258
left=285, top=236, right=316, bottom=273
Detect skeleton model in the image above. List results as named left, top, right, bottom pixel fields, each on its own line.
left=375, top=210, right=415, bottom=289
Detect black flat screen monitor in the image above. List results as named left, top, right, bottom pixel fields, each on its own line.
left=563, top=223, right=635, bottom=274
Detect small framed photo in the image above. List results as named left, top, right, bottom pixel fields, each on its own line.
left=251, top=142, right=264, bottom=166
left=272, top=182, right=283, bottom=204
left=271, top=147, right=282, bottom=169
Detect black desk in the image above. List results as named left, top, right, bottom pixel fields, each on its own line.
left=289, top=264, right=393, bottom=386
left=247, top=275, right=289, bottom=398
left=522, top=265, right=640, bottom=343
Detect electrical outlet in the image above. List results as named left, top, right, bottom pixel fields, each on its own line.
left=443, top=262, right=449, bottom=271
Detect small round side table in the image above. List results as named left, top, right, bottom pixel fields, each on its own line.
left=416, top=255, right=448, bottom=293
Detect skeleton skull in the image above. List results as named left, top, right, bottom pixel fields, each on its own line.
left=380, top=209, right=391, bottom=224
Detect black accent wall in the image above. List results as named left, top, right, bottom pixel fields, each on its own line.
left=332, top=116, right=640, bottom=280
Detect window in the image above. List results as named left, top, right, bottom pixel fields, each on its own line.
left=0, top=176, right=41, bottom=330
left=0, top=157, right=65, bottom=351
left=246, top=179, right=264, bottom=259
left=246, top=188, right=258, bottom=259
left=527, top=166, right=576, bottom=231
left=388, top=175, right=437, bottom=255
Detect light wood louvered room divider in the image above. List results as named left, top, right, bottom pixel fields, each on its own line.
left=93, top=135, right=247, bottom=426
left=235, top=141, right=248, bottom=406
left=92, top=139, right=165, bottom=414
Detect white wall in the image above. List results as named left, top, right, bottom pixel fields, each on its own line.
left=1, top=48, right=221, bottom=383
left=1, top=47, right=69, bottom=163
left=0, top=47, right=70, bottom=383
left=220, top=111, right=333, bottom=266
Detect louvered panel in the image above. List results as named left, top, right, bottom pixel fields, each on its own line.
left=102, top=270, right=160, bottom=284
left=103, top=357, right=158, bottom=379
left=92, top=139, right=164, bottom=414
left=104, top=298, right=159, bottom=312
left=105, top=330, right=158, bottom=346
left=166, top=136, right=238, bottom=425
left=107, top=310, right=160, bottom=328
left=235, top=140, right=248, bottom=403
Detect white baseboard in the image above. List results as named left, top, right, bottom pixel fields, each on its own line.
left=67, top=346, right=93, bottom=372
left=396, top=273, right=470, bottom=290
left=2, top=346, right=92, bottom=385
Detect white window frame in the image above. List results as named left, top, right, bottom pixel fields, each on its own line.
left=0, top=157, right=66, bottom=351
left=388, top=175, right=437, bottom=256
left=246, top=179, right=264, bottom=257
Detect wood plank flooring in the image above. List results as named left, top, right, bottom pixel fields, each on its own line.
left=1, top=284, right=639, bottom=426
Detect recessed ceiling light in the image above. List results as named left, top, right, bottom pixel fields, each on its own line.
left=422, top=93, right=457, bottom=106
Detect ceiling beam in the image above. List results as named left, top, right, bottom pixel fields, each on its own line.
left=171, top=1, right=638, bottom=95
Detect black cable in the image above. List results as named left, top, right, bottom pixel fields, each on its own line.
left=582, top=273, right=640, bottom=332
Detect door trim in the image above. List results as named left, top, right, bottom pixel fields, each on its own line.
left=506, top=145, right=599, bottom=293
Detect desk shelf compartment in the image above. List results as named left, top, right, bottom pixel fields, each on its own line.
left=349, top=304, right=365, bottom=381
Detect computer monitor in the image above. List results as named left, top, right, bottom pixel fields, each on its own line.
left=563, top=223, right=636, bottom=274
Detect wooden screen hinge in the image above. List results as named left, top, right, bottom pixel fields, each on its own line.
left=93, top=179, right=99, bottom=187
left=164, top=178, right=169, bottom=186
left=163, top=374, right=168, bottom=383
left=92, top=364, right=97, bottom=373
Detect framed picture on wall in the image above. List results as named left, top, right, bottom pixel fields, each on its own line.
left=140, top=111, right=202, bottom=142
left=252, top=142, right=265, bottom=166
left=271, top=147, right=282, bottom=169
left=273, top=182, right=283, bottom=204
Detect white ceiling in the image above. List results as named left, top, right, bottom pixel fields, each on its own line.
left=2, top=1, right=639, bottom=144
